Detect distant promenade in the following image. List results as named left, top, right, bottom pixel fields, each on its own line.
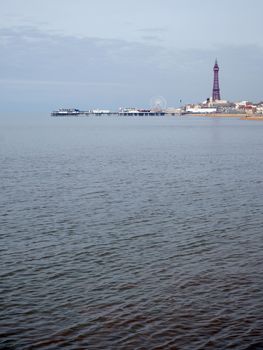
left=241, top=115, right=263, bottom=121
left=184, top=113, right=263, bottom=120
left=189, top=113, right=246, bottom=118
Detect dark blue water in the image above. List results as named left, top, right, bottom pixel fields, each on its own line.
left=1, top=116, right=263, bottom=349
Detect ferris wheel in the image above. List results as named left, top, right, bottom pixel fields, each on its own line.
left=150, top=96, right=167, bottom=111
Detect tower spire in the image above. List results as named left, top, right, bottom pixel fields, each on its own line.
left=212, top=59, right=221, bottom=101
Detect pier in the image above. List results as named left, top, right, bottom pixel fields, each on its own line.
left=51, top=108, right=165, bottom=117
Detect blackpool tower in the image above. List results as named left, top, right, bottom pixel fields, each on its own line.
left=212, top=59, right=221, bottom=101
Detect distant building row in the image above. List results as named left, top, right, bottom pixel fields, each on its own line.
left=181, top=100, right=263, bottom=115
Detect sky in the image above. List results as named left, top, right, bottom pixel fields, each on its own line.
left=1, top=0, right=263, bottom=113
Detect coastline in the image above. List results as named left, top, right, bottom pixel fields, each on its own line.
left=186, top=113, right=245, bottom=118
left=240, top=116, right=263, bottom=121
left=185, top=113, right=263, bottom=120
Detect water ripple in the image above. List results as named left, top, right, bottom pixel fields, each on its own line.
left=1, top=117, right=263, bottom=349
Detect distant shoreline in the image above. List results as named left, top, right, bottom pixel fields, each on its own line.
left=186, top=113, right=245, bottom=118
left=50, top=112, right=263, bottom=120
left=185, top=113, right=263, bottom=120
left=240, top=116, right=263, bottom=121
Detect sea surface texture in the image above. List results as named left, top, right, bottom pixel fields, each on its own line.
left=1, top=116, right=263, bottom=350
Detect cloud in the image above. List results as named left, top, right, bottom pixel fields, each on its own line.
left=0, top=26, right=167, bottom=84
left=0, top=26, right=176, bottom=111
left=141, top=35, right=164, bottom=43
left=138, top=27, right=168, bottom=33
left=138, top=27, right=167, bottom=43
left=0, top=26, right=263, bottom=112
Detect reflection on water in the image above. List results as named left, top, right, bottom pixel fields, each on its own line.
left=1, top=116, right=263, bottom=349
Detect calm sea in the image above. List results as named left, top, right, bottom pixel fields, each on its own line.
left=1, top=116, right=263, bottom=349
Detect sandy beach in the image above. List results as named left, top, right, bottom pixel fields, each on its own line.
left=187, top=113, right=245, bottom=118
left=241, top=116, right=263, bottom=121
left=185, top=113, right=263, bottom=120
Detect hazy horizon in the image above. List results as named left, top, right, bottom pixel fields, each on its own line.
left=1, top=0, right=263, bottom=114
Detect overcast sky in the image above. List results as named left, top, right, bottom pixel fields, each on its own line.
left=1, top=0, right=263, bottom=112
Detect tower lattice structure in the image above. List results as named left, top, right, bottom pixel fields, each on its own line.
left=212, top=59, right=221, bottom=101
